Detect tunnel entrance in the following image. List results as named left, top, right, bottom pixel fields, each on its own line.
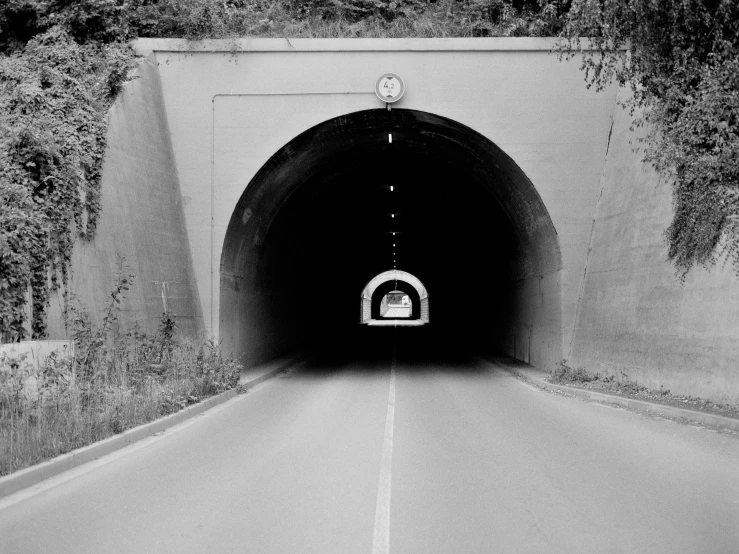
left=360, top=269, right=427, bottom=325
left=381, top=292, right=411, bottom=319
left=220, top=109, right=562, bottom=369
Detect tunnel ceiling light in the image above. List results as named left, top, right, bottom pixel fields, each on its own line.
left=390, top=185, right=394, bottom=192
left=392, top=232, right=396, bottom=235
left=388, top=133, right=392, bottom=143
left=391, top=214, right=395, bottom=218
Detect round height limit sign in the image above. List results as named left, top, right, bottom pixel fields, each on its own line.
left=375, top=73, right=405, bottom=103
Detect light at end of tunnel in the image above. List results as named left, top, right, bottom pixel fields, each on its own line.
left=391, top=214, right=395, bottom=218
left=393, top=232, right=396, bottom=235
left=390, top=185, right=394, bottom=192
left=388, top=133, right=392, bottom=143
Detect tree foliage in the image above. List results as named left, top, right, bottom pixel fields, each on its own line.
left=1, top=0, right=568, bottom=48
left=558, top=0, right=739, bottom=276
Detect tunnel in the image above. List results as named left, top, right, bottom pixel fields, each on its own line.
left=359, top=269, right=428, bottom=323
left=372, top=281, right=420, bottom=320
left=220, top=109, right=562, bottom=368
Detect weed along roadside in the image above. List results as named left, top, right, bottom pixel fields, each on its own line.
left=0, top=272, right=243, bottom=478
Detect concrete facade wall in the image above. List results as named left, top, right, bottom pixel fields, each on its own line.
left=134, top=38, right=618, bottom=369
left=46, top=38, right=738, bottom=402
left=568, top=91, right=739, bottom=404
left=46, top=55, right=203, bottom=337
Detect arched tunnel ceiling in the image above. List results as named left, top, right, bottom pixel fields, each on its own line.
left=223, top=109, right=560, bottom=289
left=220, top=108, right=562, bottom=364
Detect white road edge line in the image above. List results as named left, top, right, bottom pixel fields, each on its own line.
left=372, top=345, right=397, bottom=554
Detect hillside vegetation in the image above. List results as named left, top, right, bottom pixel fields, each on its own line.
left=0, top=0, right=738, bottom=339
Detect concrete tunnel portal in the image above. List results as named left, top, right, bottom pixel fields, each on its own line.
left=220, top=108, right=562, bottom=368
left=360, top=270, right=429, bottom=323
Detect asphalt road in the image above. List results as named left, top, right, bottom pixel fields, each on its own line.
left=2, top=334, right=738, bottom=553
left=384, top=306, right=411, bottom=318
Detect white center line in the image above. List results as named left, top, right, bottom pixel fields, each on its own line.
left=372, top=345, right=397, bottom=554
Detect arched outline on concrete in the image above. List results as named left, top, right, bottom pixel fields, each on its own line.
left=221, top=108, right=561, bottom=293
left=220, top=107, right=562, bottom=369
left=360, top=269, right=429, bottom=323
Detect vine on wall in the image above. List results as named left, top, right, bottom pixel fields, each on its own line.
left=557, top=0, right=739, bottom=278
left=0, top=27, right=137, bottom=339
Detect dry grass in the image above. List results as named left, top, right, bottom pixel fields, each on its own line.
left=0, top=337, right=241, bottom=477
left=0, top=268, right=242, bottom=477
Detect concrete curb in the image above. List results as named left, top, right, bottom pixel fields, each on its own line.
left=0, top=357, right=299, bottom=500
left=485, top=357, right=739, bottom=433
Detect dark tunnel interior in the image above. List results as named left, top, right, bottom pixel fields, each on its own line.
left=220, top=109, right=561, bottom=368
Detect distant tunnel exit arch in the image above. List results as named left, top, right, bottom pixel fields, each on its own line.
left=220, top=108, right=562, bottom=369
left=360, top=270, right=429, bottom=323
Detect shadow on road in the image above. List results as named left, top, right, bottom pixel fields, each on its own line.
left=298, top=325, right=494, bottom=376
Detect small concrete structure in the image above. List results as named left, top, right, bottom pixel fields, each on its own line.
left=361, top=270, right=428, bottom=323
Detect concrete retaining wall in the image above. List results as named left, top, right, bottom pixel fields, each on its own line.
left=568, top=90, right=739, bottom=404
left=46, top=55, right=203, bottom=338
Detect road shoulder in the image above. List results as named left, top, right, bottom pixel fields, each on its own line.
left=0, top=356, right=300, bottom=500
left=482, top=356, right=739, bottom=433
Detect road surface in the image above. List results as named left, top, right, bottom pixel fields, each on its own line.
left=1, top=334, right=738, bottom=553
left=384, top=306, right=410, bottom=318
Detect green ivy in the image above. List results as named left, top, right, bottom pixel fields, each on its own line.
left=0, top=28, right=137, bottom=339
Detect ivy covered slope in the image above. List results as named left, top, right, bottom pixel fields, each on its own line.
left=559, top=0, right=739, bottom=277
left=0, top=26, right=133, bottom=338
left=0, top=27, right=136, bottom=340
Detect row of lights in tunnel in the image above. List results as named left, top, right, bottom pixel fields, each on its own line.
left=389, top=132, right=396, bottom=270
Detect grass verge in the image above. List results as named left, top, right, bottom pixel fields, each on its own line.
left=0, top=271, right=242, bottom=477
left=551, top=362, right=739, bottom=421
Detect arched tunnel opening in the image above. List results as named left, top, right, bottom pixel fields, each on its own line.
left=220, top=109, right=561, bottom=368
left=360, top=269, right=428, bottom=324
left=376, top=288, right=414, bottom=319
